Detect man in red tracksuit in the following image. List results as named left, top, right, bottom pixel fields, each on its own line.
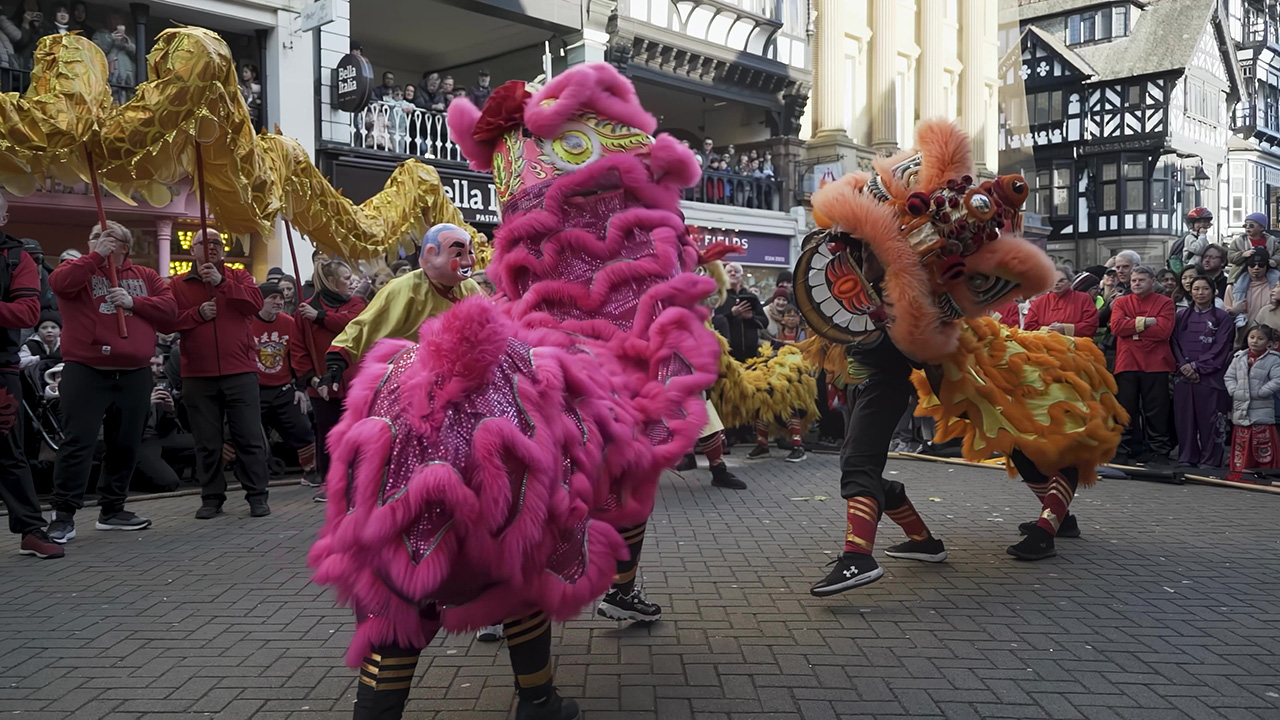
left=1109, top=265, right=1176, bottom=465
left=1022, top=266, right=1100, bottom=338
left=250, top=282, right=316, bottom=483
left=46, top=221, right=177, bottom=543
left=170, top=229, right=271, bottom=519
left=0, top=223, right=63, bottom=559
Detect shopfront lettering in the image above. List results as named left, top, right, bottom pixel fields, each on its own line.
left=686, top=225, right=792, bottom=267
left=332, top=53, right=373, bottom=113
left=443, top=177, right=500, bottom=225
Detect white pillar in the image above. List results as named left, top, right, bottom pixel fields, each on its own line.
left=918, top=0, right=946, bottom=119
left=812, top=0, right=848, bottom=140
left=870, top=0, right=897, bottom=153
left=960, top=0, right=988, bottom=171
left=155, top=218, right=172, bottom=277
left=564, top=28, right=609, bottom=66
left=267, top=9, right=320, bottom=273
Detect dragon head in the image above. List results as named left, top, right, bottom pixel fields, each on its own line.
left=447, top=64, right=703, bottom=330
left=797, top=120, right=1054, bottom=363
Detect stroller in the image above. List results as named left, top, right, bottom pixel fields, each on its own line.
left=20, top=359, right=65, bottom=492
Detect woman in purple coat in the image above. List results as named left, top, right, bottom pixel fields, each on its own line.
left=1172, top=276, right=1235, bottom=468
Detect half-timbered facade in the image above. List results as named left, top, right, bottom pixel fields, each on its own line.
left=999, top=0, right=1241, bottom=267
left=1227, top=0, right=1280, bottom=230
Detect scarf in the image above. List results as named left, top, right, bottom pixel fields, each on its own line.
left=1249, top=348, right=1263, bottom=368
left=315, top=287, right=350, bottom=309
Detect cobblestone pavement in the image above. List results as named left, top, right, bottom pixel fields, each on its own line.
left=3, top=452, right=1280, bottom=720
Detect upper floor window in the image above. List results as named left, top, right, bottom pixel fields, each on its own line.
left=1066, top=4, right=1130, bottom=45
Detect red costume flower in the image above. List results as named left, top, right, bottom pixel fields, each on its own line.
left=471, top=81, right=532, bottom=142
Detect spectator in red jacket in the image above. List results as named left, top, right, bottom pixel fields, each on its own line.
left=1109, top=266, right=1176, bottom=465
left=1022, top=266, right=1100, bottom=338
left=251, top=282, right=316, bottom=483
left=289, top=256, right=364, bottom=502
left=0, top=229, right=62, bottom=559
left=46, top=221, right=176, bottom=543
left=171, top=229, right=271, bottom=520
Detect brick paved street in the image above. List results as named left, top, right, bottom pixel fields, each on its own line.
left=3, top=453, right=1280, bottom=720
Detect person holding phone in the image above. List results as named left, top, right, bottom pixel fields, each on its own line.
left=713, top=261, right=767, bottom=363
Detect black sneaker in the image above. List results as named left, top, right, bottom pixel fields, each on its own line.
left=47, top=512, right=75, bottom=544
left=810, top=552, right=885, bottom=597
left=249, top=498, right=271, bottom=517
left=95, top=511, right=151, bottom=532
left=674, top=453, right=697, bottom=471
left=747, top=445, right=770, bottom=460
left=596, top=587, right=662, bottom=622
left=475, top=624, right=502, bottom=642
left=1007, top=525, right=1056, bottom=560
left=710, top=463, right=747, bottom=489
left=883, top=536, right=948, bottom=563
left=515, top=689, right=580, bottom=720
left=195, top=502, right=223, bottom=520
left=300, top=470, right=323, bottom=488
left=786, top=446, right=806, bottom=463
left=1019, top=514, right=1080, bottom=538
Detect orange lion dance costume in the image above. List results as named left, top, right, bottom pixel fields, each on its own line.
left=796, top=121, right=1126, bottom=596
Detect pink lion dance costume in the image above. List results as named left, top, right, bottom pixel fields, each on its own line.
left=308, top=64, right=717, bottom=720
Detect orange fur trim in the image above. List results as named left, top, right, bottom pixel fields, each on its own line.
left=914, top=119, right=973, bottom=191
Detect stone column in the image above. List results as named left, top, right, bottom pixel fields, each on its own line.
left=564, top=28, right=609, bottom=66
left=812, top=0, right=848, bottom=140
left=960, top=0, right=988, bottom=171
left=870, top=0, right=898, bottom=153
left=155, top=217, right=172, bottom=277
left=918, top=0, right=946, bottom=119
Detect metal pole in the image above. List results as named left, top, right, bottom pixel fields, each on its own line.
left=129, top=3, right=148, bottom=84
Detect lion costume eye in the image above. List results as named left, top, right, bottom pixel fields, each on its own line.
left=540, top=122, right=602, bottom=171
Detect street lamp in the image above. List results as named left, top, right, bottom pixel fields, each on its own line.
left=1192, top=163, right=1211, bottom=207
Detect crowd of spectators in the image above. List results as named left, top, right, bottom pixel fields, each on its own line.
left=359, top=60, right=492, bottom=153
left=0, top=187, right=440, bottom=559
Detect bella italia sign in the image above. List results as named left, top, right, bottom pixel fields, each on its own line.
left=332, top=53, right=373, bottom=113
left=440, top=172, right=500, bottom=226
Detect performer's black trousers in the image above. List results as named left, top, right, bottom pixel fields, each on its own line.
left=313, top=395, right=342, bottom=484
left=50, top=363, right=151, bottom=516
left=1007, top=448, right=1080, bottom=487
left=259, top=384, right=315, bottom=449
left=183, top=372, right=269, bottom=504
left=1115, top=371, right=1173, bottom=458
left=838, top=351, right=914, bottom=508
left=0, top=370, right=45, bottom=535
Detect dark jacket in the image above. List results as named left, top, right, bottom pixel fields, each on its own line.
left=714, top=288, right=768, bottom=363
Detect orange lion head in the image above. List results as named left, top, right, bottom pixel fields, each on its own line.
left=796, top=120, right=1055, bottom=364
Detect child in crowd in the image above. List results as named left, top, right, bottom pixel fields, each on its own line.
left=1225, top=324, right=1280, bottom=482
left=18, top=311, right=60, bottom=369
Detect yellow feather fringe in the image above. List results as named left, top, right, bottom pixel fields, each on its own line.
left=911, top=316, right=1129, bottom=487
left=711, top=333, right=819, bottom=433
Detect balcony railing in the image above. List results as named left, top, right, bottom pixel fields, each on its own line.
left=0, top=64, right=136, bottom=103
left=351, top=101, right=464, bottom=164
left=685, top=169, right=784, bottom=211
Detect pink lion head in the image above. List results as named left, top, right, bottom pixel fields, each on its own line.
left=447, top=63, right=705, bottom=332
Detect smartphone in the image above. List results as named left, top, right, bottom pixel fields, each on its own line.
left=155, top=380, right=169, bottom=392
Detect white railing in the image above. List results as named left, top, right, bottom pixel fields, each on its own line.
left=351, top=101, right=464, bottom=163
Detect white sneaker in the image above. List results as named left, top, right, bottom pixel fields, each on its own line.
left=475, top=624, right=502, bottom=642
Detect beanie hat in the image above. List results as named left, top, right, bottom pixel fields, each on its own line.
left=258, top=282, right=282, bottom=299
left=1071, top=272, right=1100, bottom=292
left=1246, top=212, right=1269, bottom=227
left=37, top=310, right=61, bottom=328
